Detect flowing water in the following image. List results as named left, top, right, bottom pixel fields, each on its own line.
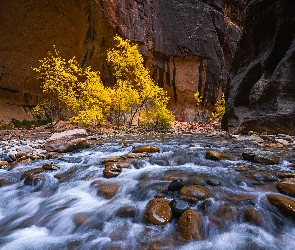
left=0, top=134, right=295, bottom=250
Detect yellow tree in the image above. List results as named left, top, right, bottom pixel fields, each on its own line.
left=107, top=35, right=174, bottom=127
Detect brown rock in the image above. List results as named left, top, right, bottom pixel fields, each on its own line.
left=205, top=150, right=226, bottom=161
left=73, top=213, right=90, bottom=226
left=277, top=178, right=295, bottom=197
left=179, top=185, right=209, bottom=202
left=132, top=146, right=160, bottom=154
left=116, top=206, right=138, bottom=218
left=0, top=178, right=17, bottom=187
left=123, top=153, right=149, bottom=159
left=0, top=161, right=8, bottom=168
left=97, top=183, right=120, bottom=199
left=178, top=209, right=203, bottom=240
left=244, top=207, right=263, bottom=226
left=103, top=162, right=122, bottom=178
left=42, top=163, right=57, bottom=170
left=24, top=174, right=46, bottom=186
left=20, top=168, right=45, bottom=180
left=117, top=160, right=132, bottom=169
left=254, top=151, right=280, bottom=165
left=277, top=172, right=295, bottom=179
left=102, top=157, right=120, bottom=164
left=267, top=194, right=295, bottom=216
left=144, top=198, right=172, bottom=225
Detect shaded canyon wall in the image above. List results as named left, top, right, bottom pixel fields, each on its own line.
left=224, top=0, right=295, bottom=135
left=0, top=0, right=245, bottom=121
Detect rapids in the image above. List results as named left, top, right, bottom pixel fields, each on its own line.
left=1, top=134, right=295, bottom=250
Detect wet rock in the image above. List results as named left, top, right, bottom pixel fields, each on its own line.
left=277, top=178, right=295, bottom=197
left=215, top=204, right=239, bottom=223
left=0, top=177, right=17, bottom=187
left=15, top=152, right=29, bottom=160
left=44, top=129, right=90, bottom=153
left=73, top=213, right=90, bottom=226
left=244, top=207, right=264, bottom=226
left=24, top=174, right=46, bottom=186
left=116, top=206, right=137, bottom=218
left=168, top=179, right=185, bottom=192
left=144, top=198, right=172, bottom=225
left=254, top=151, right=280, bottom=165
left=54, top=167, right=77, bottom=180
left=178, top=210, right=203, bottom=240
left=132, top=146, right=160, bottom=154
left=102, top=157, right=120, bottom=164
left=0, top=161, right=8, bottom=168
left=205, top=150, right=226, bottom=161
left=179, top=185, right=209, bottom=202
left=260, top=135, right=272, bottom=141
left=242, top=152, right=255, bottom=162
left=42, top=163, right=57, bottom=171
left=103, top=162, right=122, bottom=178
left=1, top=154, right=13, bottom=163
left=171, top=199, right=190, bottom=217
left=123, top=153, right=149, bottom=159
left=277, top=172, right=295, bottom=179
left=20, top=168, right=45, bottom=180
left=267, top=194, right=295, bottom=216
left=97, top=183, right=120, bottom=199
left=206, top=178, right=221, bottom=186
left=117, top=160, right=132, bottom=169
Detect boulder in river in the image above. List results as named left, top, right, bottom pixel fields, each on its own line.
left=178, top=209, right=203, bottom=240
left=254, top=151, right=280, bottom=165
left=267, top=194, right=295, bottom=216
left=44, top=129, right=90, bottom=153
left=179, top=185, right=210, bottom=202
left=144, top=198, right=172, bottom=225
left=20, top=168, right=45, bottom=180
left=244, top=207, right=264, bottom=226
left=103, top=162, right=122, bottom=178
left=277, top=178, right=295, bottom=197
left=132, top=146, right=160, bottom=154
left=168, top=178, right=186, bottom=192
left=97, top=183, right=120, bottom=199
left=24, top=174, right=46, bottom=186
left=205, top=150, right=226, bottom=161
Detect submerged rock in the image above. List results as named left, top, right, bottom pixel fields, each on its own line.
left=102, top=157, right=120, bottom=164
left=171, top=199, right=190, bottom=217
left=244, top=207, right=264, bottom=226
left=179, top=185, right=209, bottom=202
left=20, top=168, right=45, bottom=180
left=277, top=178, right=295, bottom=197
left=132, top=146, right=160, bottom=154
left=24, top=174, right=46, bottom=186
left=97, top=183, right=120, bottom=199
left=178, top=210, right=203, bottom=240
left=144, top=198, right=172, bottom=225
left=205, top=150, right=226, bottom=161
left=267, top=194, right=295, bottom=216
left=168, top=179, right=186, bottom=192
left=44, top=129, right=90, bottom=153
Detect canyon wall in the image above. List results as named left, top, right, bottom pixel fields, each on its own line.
left=0, top=0, right=245, bottom=122
left=224, top=0, right=295, bottom=135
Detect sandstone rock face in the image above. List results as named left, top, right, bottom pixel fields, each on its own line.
left=224, top=0, right=295, bottom=135
left=0, top=0, right=245, bottom=121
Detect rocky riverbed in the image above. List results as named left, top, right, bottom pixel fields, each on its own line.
left=1, top=125, right=295, bottom=249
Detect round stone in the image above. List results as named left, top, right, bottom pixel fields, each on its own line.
left=178, top=209, right=203, bottom=240
left=179, top=185, right=209, bottom=202
left=144, top=198, right=172, bottom=225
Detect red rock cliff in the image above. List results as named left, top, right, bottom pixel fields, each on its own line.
left=0, top=0, right=245, bottom=121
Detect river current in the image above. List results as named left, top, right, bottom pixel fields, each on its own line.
left=0, top=134, right=295, bottom=250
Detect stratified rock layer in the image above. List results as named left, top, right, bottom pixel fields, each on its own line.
left=224, top=0, right=295, bottom=135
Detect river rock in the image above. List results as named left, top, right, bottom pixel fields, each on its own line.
left=144, top=198, right=172, bottom=225
left=277, top=178, right=295, bottom=197
left=0, top=177, right=17, bottom=187
left=20, top=168, right=45, bottom=180
left=72, top=213, right=90, bottom=226
left=205, top=150, right=226, bottom=161
left=179, top=185, right=209, bottom=202
left=168, top=179, right=186, bottom=192
left=24, top=174, right=46, bottom=186
left=42, top=163, right=57, bottom=170
left=254, top=151, right=280, bottom=165
left=178, top=209, right=203, bottom=240
left=0, top=161, right=8, bottom=168
left=171, top=199, right=190, bottom=217
left=44, top=129, right=90, bottom=153
left=242, top=152, right=255, bottom=162
left=123, top=153, right=149, bottom=159
left=274, top=138, right=289, bottom=146
left=103, top=162, right=122, bottom=178
left=97, top=183, right=120, bottom=199
left=102, top=157, right=120, bottom=164
left=132, top=146, right=160, bottom=154
left=244, top=207, right=264, bottom=226
left=117, top=160, right=132, bottom=169
left=116, top=206, right=138, bottom=218
left=277, top=172, right=295, bottom=179
left=267, top=194, right=295, bottom=216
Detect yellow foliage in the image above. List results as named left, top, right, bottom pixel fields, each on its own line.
left=211, top=93, right=225, bottom=120
left=33, top=36, right=174, bottom=128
